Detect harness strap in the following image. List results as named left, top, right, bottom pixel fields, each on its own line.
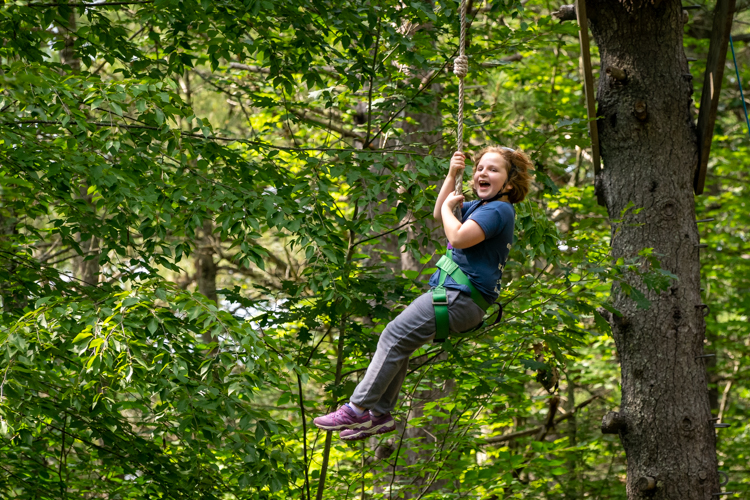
left=437, top=253, right=490, bottom=310
left=432, top=249, right=492, bottom=343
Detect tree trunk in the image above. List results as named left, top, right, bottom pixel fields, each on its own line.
left=369, top=76, right=448, bottom=498
left=74, top=233, right=100, bottom=286
left=73, top=184, right=100, bottom=286
left=398, top=82, right=444, bottom=273
left=60, top=12, right=80, bottom=72
left=587, top=1, right=720, bottom=497
left=0, top=212, right=27, bottom=313
left=62, top=15, right=100, bottom=287
left=376, top=86, right=452, bottom=499
left=196, top=220, right=219, bottom=346
left=196, top=220, right=218, bottom=304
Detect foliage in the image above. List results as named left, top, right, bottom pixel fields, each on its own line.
left=0, top=0, right=748, bottom=498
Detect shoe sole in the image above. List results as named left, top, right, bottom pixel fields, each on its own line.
left=341, top=421, right=396, bottom=441
left=314, top=420, right=372, bottom=431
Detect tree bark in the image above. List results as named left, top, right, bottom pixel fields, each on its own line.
left=399, top=81, right=445, bottom=270
left=196, top=220, right=218, bottom=304
left=62, top=15, right=100, bottom=287
left=74, top=188, right=100, bottom=286
left=587, top=1, right=719, bottom=498
left=0, top=212, right=27, bottom=313
left=60, top=12, right=80, bottom=72
left=74, top=233, right=100, bottom=286
left=196, top=220, right=219, bottom=346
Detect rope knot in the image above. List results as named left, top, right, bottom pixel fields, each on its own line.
left=453, top=55, right=469, bottom=78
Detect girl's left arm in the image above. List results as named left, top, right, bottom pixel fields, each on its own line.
left=441, top=192, right=486, bottom=249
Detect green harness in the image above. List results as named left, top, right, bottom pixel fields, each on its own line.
left=432, top=249, right=491, bottom=343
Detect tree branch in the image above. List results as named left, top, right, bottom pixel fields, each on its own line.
left=297, top=374, right=311, bottom=500
left=1, top=119, right=365, bottom=153
left=352, top=213, right=430, bottom=248
left=289, top=109, right=368, bottom=144
left=27, top=0, right=153, bottom=6
left=482, top=394, right=599, bottom=445
left=229, top=61, right=338, bottom=76
left=3, top=119, right=432, bottom=154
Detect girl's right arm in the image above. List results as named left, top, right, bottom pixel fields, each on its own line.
left=433, top=152, right=466, bottom=222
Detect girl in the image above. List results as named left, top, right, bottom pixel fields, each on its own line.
left=313, top=147, right=532, bottom=441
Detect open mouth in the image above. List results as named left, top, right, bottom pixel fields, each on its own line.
left=478, top=180, right=491, bottom=188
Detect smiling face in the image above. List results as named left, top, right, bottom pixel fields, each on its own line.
left=472, top=152, right=511, bottom=200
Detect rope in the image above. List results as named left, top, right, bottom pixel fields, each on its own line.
left=729, top=35, right=750, bottom=138
left=452, top=0, right=468, bottom=218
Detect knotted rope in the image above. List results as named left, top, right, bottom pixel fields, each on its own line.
left=452, top=0, right=468, bottom=218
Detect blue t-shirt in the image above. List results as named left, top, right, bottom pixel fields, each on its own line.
left=429, top=200, right=515, bottom=303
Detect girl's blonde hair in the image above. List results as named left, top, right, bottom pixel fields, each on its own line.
left=473, top=146, right=532, bottom=204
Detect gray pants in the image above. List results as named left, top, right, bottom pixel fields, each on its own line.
left=350, top=289, right=485, bottom=415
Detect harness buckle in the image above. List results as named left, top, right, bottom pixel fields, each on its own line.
left=432, top=286, right=448, bottom=305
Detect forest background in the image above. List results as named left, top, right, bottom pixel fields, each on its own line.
left=0, top=0, right=748, bottom=498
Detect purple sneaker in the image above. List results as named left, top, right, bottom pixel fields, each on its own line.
left=313, top=405, right=372, bottom=431
left=340, top=412, right=395, bottom=441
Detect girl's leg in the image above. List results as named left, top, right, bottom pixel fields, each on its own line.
left=313, top=293, right=434, bottom=433
left=349, top=291, right=436, bottom=410
left=350, top=289, right=484, bottom=414
left=370, top=356, right=408, bottom=416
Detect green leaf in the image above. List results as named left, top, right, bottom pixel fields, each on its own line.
left=72, top=332, right=93, bottom=343
left=110, top=101, right=123, bottom=116
left=520, top=358, right=548, bottom=371
left=594, top=310, right=611, bottom=334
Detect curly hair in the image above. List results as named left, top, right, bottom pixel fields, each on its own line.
left=472, top=146, right=532, bottom=204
